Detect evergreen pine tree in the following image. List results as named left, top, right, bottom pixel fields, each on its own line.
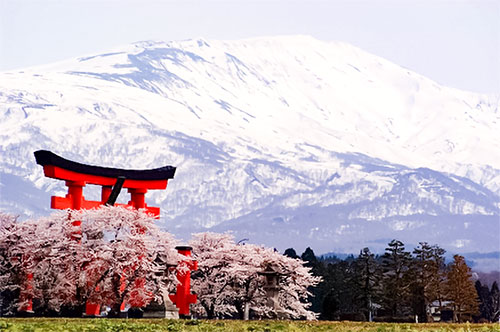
left=490, top=281, right=500, bottom=323
left=301, top=247, right=318, bottom=268
left=319, top=259, right=358, bottom=320
left=430, top=244, right=447, bottom=310
left=299, top=247, right=324, bottom=315
left=411, top=242, right=446, bottom=322
left=283, top=248, right=299, bottom=259
left=446, top=255, right=479, bottom=322
left=353, top=247, right=379, bottom=321
left=380, top=239, right=412, bottom=317
left=475, top=280, right=491, bottom=321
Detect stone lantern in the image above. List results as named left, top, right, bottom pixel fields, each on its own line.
left=258, top=266, right=281, bottom=311
left=143, top=261, right=179, bottom=319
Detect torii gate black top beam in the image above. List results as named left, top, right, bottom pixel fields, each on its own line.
left=34, top=150, right=176, bottom=215
left=35, top=150, right=175, bottom=180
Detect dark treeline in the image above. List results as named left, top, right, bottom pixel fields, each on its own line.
left=285, top=239, right=500, bottom=323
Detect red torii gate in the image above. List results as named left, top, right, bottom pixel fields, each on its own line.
left=34, top=150, right=176, bottom=214
left=25, top=150, right=197, bottom=317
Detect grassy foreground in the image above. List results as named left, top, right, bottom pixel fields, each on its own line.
left=0, top=319, right=498, bottom=332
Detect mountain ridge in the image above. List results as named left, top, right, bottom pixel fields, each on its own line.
left=0, top=35, right=498, bottom=270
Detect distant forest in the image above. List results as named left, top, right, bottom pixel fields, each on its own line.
left=285, top=240, right=500, bottom=323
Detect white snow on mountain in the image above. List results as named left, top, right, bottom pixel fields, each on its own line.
left=0, top=36, right=499, bottom=270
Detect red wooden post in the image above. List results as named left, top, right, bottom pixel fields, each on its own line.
left=18, top=272, right=34, bottom=314
left=85, top=302, right=101, bottom=316
left=101, top=186, right=112, bottom=203
left=66, top=180, right=85, bottom=210
left=66, top=181, right=85, bottom=241
left=128, top=188, right=147, bottom=209
left=169, top=246, right=197, bottom=318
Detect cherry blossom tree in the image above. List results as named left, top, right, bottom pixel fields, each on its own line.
left=0, top=207, right=181, bottom=316
left=189, top=232, right=320, bottom=320
left=0, top=213, right=24, bottom=315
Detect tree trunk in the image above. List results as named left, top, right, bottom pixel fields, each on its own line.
left=206, top=305, right=214, bottom=319
left=243, top=302, right=250, bottom=320
left=368, top=298, right=372, bottom=322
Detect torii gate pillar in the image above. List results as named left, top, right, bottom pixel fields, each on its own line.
left=169, top=246, right=197, bottom=318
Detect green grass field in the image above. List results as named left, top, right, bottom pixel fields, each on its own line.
left=0, top=319, right=499, bottom=332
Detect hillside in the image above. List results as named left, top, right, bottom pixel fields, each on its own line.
left=0, top=36, right=498, bottom=270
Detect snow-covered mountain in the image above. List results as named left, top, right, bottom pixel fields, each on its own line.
left=0, top=36, right=499, bottom=270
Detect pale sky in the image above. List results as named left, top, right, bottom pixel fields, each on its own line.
left=0, top=0, right=499, bottom=93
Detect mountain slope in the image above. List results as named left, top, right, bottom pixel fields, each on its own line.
left=0, top=36, right=499, bottom=269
